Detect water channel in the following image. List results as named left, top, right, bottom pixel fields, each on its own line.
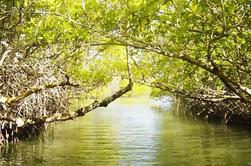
left=0, top=98, right=251, bottom=165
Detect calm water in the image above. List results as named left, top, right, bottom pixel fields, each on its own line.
left=0, top=98, right=251, bottom=166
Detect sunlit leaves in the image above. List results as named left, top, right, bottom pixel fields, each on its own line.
left=8, top=0, right=250, bottom=99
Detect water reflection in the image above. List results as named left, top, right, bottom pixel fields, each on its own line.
left=0, top=98, right=251, bottom=165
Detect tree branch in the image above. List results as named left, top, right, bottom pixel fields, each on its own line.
left=4, top=75, right=79, bottom=105
left=44, top=46, right=133, bottom=123
left=149, top=81, right=241, bottom=103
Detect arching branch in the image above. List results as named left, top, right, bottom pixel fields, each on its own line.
left=44, top=47, right=133, bottom=123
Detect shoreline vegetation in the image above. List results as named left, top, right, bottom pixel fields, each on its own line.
left=1, top=0, right=251, bottom=144
left=177, top=98, right=251, bottom=129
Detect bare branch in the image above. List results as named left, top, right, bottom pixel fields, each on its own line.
left=4, top=76, right=79, bottom=105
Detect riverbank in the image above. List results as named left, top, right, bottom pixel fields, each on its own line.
left=177, top=98, right=251, bottom=129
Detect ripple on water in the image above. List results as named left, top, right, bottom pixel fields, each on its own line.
left=0, top=100, right=251, bottom=165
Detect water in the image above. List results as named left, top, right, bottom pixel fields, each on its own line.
left=0, top=98, right=251, bottom=165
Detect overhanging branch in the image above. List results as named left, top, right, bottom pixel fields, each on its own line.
left=147, top=81, right=241, bottom=103
left=44, top=46, right=133, bottom=123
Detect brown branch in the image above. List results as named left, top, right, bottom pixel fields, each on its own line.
left=43, top=72, right=133, bottom=123
left=146, top=81, right=241, bottom=103
left=8, top=8, right=23, bottom=30
left=44, top=47, right=133, bottom=123
left=4, top=76, right=79, bottom=105
left=103, top=31, right=251, bottom=103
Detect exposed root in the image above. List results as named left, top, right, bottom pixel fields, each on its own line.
left=0, top=122, right=45, bottom=144
left=182, top=99, right=251, bottom=128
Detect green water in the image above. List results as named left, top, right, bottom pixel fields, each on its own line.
left=0, top=99, right=251, bottom=165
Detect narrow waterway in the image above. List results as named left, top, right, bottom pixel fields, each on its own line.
left=0, top=98, right=251, bottom=165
